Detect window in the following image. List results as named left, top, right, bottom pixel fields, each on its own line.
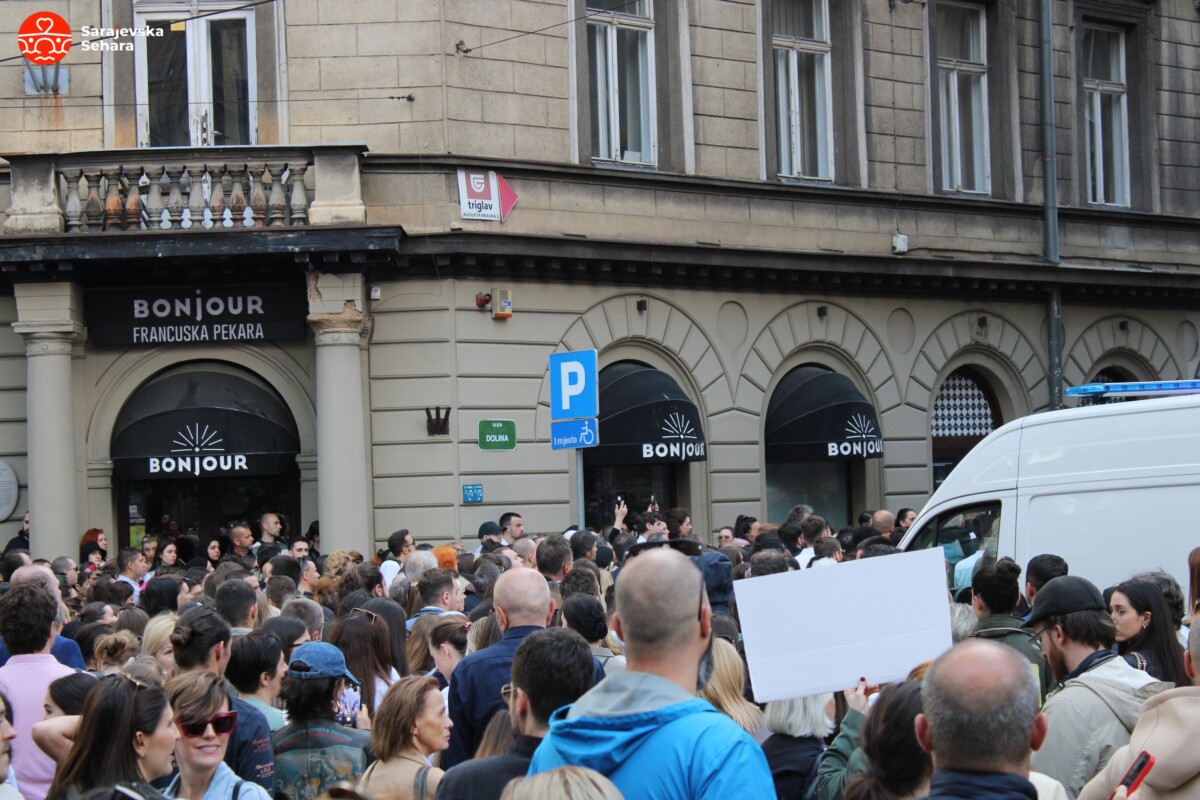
left=936, top=4, right=988, bottom=193
left=773, top=0, right=833, bottom=180
left=905, top=500, right=1001, bottom=595
left=1081, top=26, right=1129, bottom=206
left=586, top=0, right=655, bottom=165
left=134, top=7, right=257, bottom=147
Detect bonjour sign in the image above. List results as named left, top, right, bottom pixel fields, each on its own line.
left=86, top=284, right=307, bottom=346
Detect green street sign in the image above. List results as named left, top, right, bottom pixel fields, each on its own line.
left=478, top=419, right=517, bottom=451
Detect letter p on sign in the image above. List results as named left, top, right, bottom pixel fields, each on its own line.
left=549, top=350, right=598, bottom=421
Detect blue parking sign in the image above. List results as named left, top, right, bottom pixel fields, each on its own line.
left=549, top=350, right=598, bottom=421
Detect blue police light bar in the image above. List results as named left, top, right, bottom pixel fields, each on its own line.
left=1065, top=380, right=1200, bottom=397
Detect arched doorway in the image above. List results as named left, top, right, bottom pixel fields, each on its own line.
left=582, top=361, right=708, bottom=531
left=764, top=364, right=884, bottom=528
left=931, top=367, right=1001, bottom=489
left=111, top=363, right=301, bottom=547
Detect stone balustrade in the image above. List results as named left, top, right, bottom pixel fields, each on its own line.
left=2, top=144, right=368, bottom=235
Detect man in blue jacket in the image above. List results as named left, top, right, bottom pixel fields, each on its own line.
left=528, top=547, right=773, bottom=799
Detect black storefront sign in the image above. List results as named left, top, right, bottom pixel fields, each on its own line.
left=112, top=371, right=300, bottom=479
left=584, top=362, right=709, bottom=467
left=87, top=284, right=306, bottom=346
left=765, top=366, right=884, bottom=462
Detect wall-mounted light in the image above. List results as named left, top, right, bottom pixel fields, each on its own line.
left=636, top=299, right=648, bottom=313
left=817, top=305, right=828, bottom=319
left=1118, top=320, right=1129, bottom=331
left=977, top=315, right=988, bottom=328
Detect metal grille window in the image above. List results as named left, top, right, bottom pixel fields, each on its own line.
left=587, top=0, right=655, bottom=165
left=931, top=372, right=996, bottom=438
left=937, top=3, right=989, bottom=193
left=1082, top=26, right=1129, bottom=207
left=773, top=0, right=833, bottom=180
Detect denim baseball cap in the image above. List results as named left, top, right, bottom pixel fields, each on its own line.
left=288, top=641, right=359, bottom=684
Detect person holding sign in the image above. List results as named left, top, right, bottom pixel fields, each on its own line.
left=527, top=547, right=773, bottom=799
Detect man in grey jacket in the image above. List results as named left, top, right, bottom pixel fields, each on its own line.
left=1024, top=576, right=1170, bottom=799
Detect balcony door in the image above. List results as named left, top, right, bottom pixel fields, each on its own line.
left=134, top=6, right=257, bottom=146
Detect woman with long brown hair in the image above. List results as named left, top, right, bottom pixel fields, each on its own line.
left=331, top=607, right=399, bottom=715
left=46, top=673, right=178, bottom=800
left=358, top=676, right=452, bottom=800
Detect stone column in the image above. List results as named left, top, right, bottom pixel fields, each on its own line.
left=308, top=273, right=370, bottom=554
left=12, top=322, right=82, bottom=561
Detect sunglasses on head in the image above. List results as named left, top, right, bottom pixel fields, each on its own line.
left=176, top=710, right=238, bottom=738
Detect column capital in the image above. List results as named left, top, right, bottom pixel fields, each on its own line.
left=308, top=300, right=367, bottom=344
left=12, top=321, right=84, bottom=356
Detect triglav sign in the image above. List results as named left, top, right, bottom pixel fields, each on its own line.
left=87, top=284, right=306, bottom=346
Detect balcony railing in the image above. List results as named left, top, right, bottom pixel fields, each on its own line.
left=3, top=144, right=367, bottom=235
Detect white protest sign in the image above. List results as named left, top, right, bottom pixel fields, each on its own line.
left=734, top=548, right=952, bottom=701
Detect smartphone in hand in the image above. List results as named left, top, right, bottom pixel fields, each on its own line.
left=1109, top=751, right=1154, bottom=800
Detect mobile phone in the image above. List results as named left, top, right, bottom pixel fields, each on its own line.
left=1110, top=751, right=1154, bottom=799
left=651, top=494, right=656, bottom=505
left=617, top=495, right=623, bottom=504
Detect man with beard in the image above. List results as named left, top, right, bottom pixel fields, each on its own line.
left=1025, top=576, right=1169, bottom=798
left=528, top=547, right=772, bottom=799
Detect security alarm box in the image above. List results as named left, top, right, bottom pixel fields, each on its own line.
left=491, top=288, right=512, bottom=319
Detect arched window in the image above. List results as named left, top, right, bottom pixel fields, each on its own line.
left=765, top=364, right=882, bottom=527
left=931, top=367, right=1001, bottom=488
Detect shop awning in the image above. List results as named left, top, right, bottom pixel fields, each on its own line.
left=765, top=366, right=884, bottom=462
left=583, top=362, right=708, bottom=467
left=112, top=370, right=300, bottom=479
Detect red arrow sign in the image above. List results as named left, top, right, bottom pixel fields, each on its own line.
left=497, top=174, right=518, bottom=222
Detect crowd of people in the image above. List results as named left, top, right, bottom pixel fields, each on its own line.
left=0, top=502, right=1195, bottom=800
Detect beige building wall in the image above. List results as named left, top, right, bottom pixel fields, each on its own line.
left=365, top=275, right=1200, bottom=543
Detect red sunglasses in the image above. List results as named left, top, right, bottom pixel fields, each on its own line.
left=177, top=711, right=238, bottom=738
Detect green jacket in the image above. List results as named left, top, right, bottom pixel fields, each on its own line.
left=815, top=707, right=869, bottom=800
left=973, top=613, right=1057, bottom=701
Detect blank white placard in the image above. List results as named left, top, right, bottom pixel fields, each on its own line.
left=734, top=548, right=953, bottom=701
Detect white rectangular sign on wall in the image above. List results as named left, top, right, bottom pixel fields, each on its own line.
left=734, top=548, right=953, bottom=701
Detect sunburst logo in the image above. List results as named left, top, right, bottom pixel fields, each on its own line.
left=844, top=413, right=877, bottom=440
left=171, top=424, right=225, bottom=454
left=661, top=411, right=697, bottom=441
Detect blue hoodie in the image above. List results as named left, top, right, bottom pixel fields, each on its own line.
left=528, top=671, right=773, bottom=800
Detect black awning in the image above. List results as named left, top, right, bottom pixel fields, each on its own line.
left=765, top=366, right=884, bottom=462
left=584, top=362, right=708, bottom=467
left=112, top=370, right=300, bottom=479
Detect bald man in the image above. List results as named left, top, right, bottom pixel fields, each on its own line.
left=916, top=640, right=1049, bottom=799
left=528, top=548, right=773, bottom=799
left=444, top=568, right=557, bottom=768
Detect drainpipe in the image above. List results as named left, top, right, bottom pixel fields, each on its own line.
left=1041, top=0, right=1064, bottom=408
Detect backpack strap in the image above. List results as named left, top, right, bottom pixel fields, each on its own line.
left=413, top=765, right=431, bottom=800
left=232, top=778, right=245, bottom=799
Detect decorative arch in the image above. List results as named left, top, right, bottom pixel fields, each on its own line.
left=904, top=311, right=1047, bottom=418
left=745, top=301, right=901, bottom=422
left=87, top=343, right=317, bottom=463
left=1063, top=316, right=1180, bottom=388
left=534, top=293, right=732, bottom=438
left=534, top=293, right=728, bottom=536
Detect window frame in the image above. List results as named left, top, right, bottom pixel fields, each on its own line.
left=771, top=0, right=835, bottom=182
left=935, top=1, right=990, bottom=195
left=133, top=3, right=259, bottom=148
left=759, top=0, right=863, bottom=187
left=586, top=2, right=658, bottom=166
left=1080, top=23, right=1130, bottom=208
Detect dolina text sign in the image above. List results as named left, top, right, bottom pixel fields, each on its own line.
left=735, top=548, right=952, bottom=701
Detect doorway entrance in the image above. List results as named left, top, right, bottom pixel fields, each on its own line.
left=111, top=364, right=301, bottom=548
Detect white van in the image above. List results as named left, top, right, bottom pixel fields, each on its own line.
left=897, top=392, right=1200, bottom=599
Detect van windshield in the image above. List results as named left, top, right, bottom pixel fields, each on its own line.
left=906, top=501, right=1001, bottom=599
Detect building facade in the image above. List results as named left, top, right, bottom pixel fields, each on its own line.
left=1, top=0, right=1198, bottom=559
